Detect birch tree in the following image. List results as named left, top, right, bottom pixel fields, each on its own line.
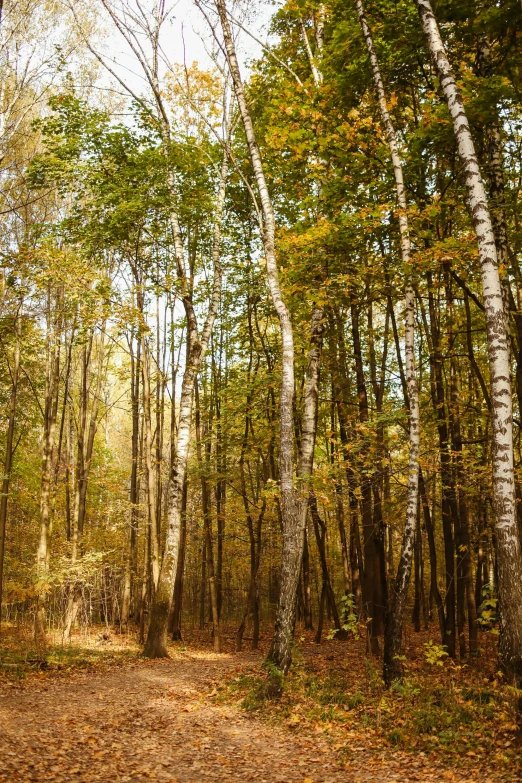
left=354, top=0, right=420, bottom=684
left=414, top=0, right=522, bottom=684
left=214, top=0, right=325, bottom=677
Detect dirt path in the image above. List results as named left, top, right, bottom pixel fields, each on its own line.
left=1, top=644, right=499, bottom=783
left=0, top=649, right=395, bottom=783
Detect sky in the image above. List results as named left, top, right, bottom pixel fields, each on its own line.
left=93, top=0, right=280, bottom=104
left=169, top=0, right=278, bottom=69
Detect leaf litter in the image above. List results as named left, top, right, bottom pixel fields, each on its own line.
left=0, top=626, right=520, bottom=782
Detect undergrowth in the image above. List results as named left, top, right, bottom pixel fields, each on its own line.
left=0, top=626, right=140, bottom=679
left=214, top=634, right=522, bottom=777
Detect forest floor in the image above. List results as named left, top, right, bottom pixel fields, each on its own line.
left=0, top=624, right=521, bottom=783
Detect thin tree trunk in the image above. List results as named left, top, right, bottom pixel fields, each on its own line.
left=35, top=288, right=62, bottom=647
left=419, top=468, right=446, bottom=640
left=236, top=498, right=266, bottom=652
left=315, top=582, right=327, bottom=645
left=144, top=124, right=228, bottom=658
left=445, top=273, right=479, bottom=655
left=309, top=494, right=343, bottom=640
left=195, top=379, right=221, bottom=653
left=64, top=328, right=106, bottom=640
left=122, top=335, right=140, bottom=627
left=0, top=306, right=21, bottom=623
left=412, top=499, right=422, bottom=632
left=139, top=491, right=150, bottom=645
left=331, top=318, right=364, bottom=615
left=217, top=0, right=308, bottom=677
left=330, top=396, right=350, bottom=598
left=351, top=300, right=380, bottom=652
left=199, top=535, right=207, bottom=631
left=235, top=334, right=265, bottom=651
left=213, top=334, right=226, bottom=619
left=419, top=273, right=457, bottom=657
left=354, top=0, right=420, bottom=684
left=302, top=527, right=313, bottom=630
left=156, top=283, right=165, bottom=560
left=142, top=337, right=159, bottom=591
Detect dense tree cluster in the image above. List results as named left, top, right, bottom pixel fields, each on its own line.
left=2, top=0, right=522, bottom=692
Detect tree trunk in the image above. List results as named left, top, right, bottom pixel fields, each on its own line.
left=143, top=128, right=228, bottom=658
left=354, top=0, right=420, bottom=683
left=415, top=0, right=522, bottom=690
left=314, top=582, right=327, bottom=645
left=64, top=328, right=106, bottom=640
left=419, top=468, right=446, bottom=640
left=0, top=307, right=21, bottom=623
left=329, top=311, right=364, bottom=615
left=169, top=478, right=187, bottom=641
left=309, top=494, right=343, bottom=640
left=142, top=337, right=159, bottom=591
left=199, top=534, right=207, bottom=631
left=330, top=396, right=351, bottom=599
left=122, top=335, right=140, bottom=627
left=445, top=272, right=479, bottom=656
left=213, top=337, right=226, bottom=620
left=421, top=272, right=457, bottom=657
left=351, top=300, right=380, bottom=652
left=216, top=0, right=308, bottom=676
left=236, top=498, right=266, bottom=652
left=35, top=288, right=62, bottom=647
left=195, top=378, right=221, bottom=653
left=302, top=527, right=313, bottom=630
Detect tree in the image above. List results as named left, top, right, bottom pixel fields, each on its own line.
left=415, top=0, right=522, bottom=693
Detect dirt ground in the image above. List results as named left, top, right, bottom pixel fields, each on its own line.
left=0, top=649, right=374, bottom=783
left=0, top=635, right=518, bottom=783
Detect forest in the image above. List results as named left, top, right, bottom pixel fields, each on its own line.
left=1, top=0, right=522, bottom=780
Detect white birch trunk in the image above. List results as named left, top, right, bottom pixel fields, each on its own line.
left=215, top=0, right=300, bottom=675
left=144, top=148, right=229, bottom=658
left=354, top=0, right=420, bottom=684
left=415, top=0, right=522, bottom=682
left=93, top=0, right=228, bottom=657
left=216, top=0, right=328, bottom=675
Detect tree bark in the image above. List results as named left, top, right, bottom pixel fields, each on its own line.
left=141, top=336, right=159, bottom=591
left=64, top=328, right=106, bottom=640
left=217, top=0, right=328, bottom=677
left=445, top=272, right=479, bottom=656
left=143, top=129, right=228, bottom=658
left=169, top=477, right=188, bottom=640
left=415, top=0, right=522, bottom=684
left=122, top=335, right=140, bottom=627
left=35, top=288, right=62, bottom=647
left=216, top=0, right=305, bottom=676
left=309, top=494, right=343, bottom=641
left=0, top=306, right=21, bottom=622
left=354, top=0, right=420, bottom=683
left=351, top=299, right=381, bottom=651
left=195, top=378, right=221, bottom=653
left=301, top=527, right=313, bottom=630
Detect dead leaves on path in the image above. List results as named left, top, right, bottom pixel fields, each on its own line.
left=0, top=650, right=350, bottom=783
left=1, top=627, right=521, bottom=783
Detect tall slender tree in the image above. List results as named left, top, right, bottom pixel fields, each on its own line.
left=415, top=0, right=522, bottom=691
